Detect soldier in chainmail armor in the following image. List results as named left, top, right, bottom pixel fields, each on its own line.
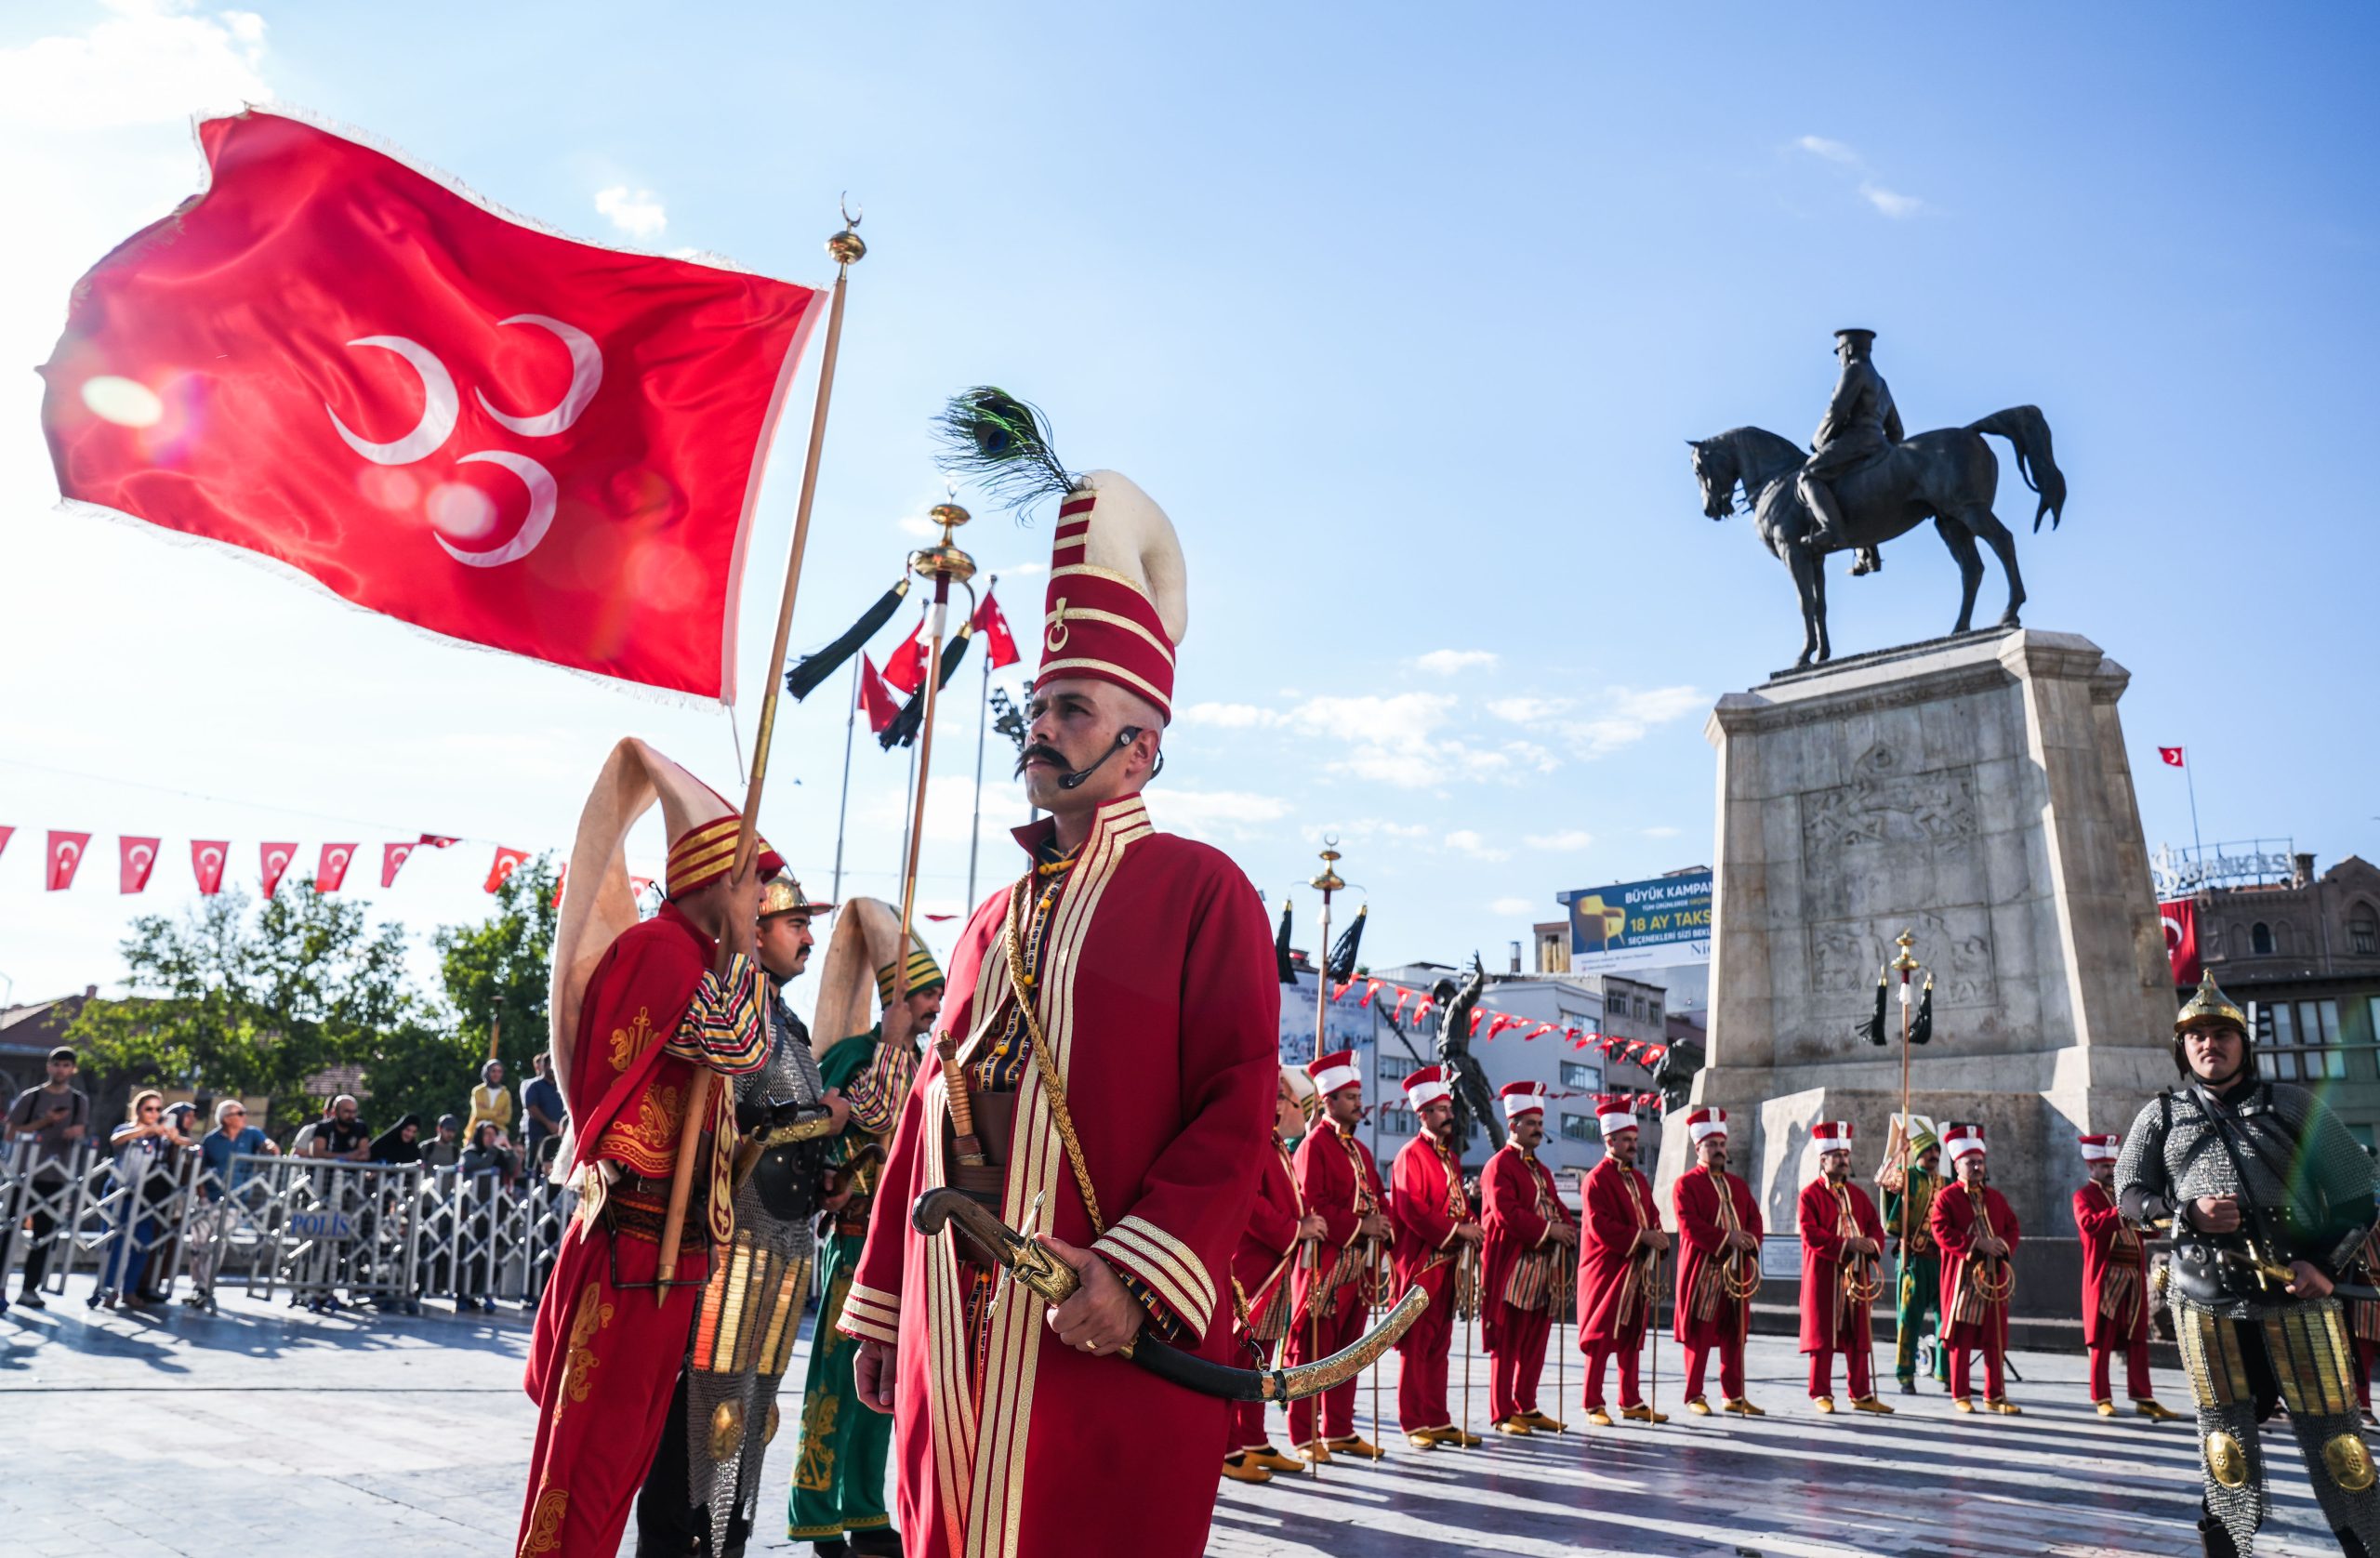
left=639, top=872, right=846, bottom=1558
left=2118, top=970, right=2380, bottom=1558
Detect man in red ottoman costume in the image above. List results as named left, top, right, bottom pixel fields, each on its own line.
left=1576, top=1095, right=1666, bottom=1427
left=1931, top=1122, right=2022, bottom=1415
left=1673, top=1106, right=1765, bottom=1419
left=1222, top=1065, right=1324, bottom=1485
left=1389, top=1064, right=1484, bottom=1449
left=1798, top=1119, right=1894, bottom=1416
left=1481, top=1081, right=1576, bottom=1435
left=1285, top=1049, right=1393, bottom=1463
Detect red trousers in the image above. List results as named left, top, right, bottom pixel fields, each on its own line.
left=517, top=1220, right=706, bottom=1558
left=1947, top=1340, right=2005, bottom=1400
left=1582, top=1333, right=1646, bottom=1409
left=1805, top=1346, right=1872, bottom=1400
left=1395, top=1290, right=1456, bottom=1432
left=2087, top=1340, right=2152, bottom=1403
left=1287, top=1293, right=1367, bottom=1444
left=1229, top=1335, right=1280, bottom=1450
left=1683, top=1339, right=1745, bottom=1402
left=1488, top=1301, right=1552, bottom=1421
left=2358, top=1338, right=2376, bottom=1411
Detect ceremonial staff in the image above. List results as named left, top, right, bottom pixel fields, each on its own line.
left=654, top=205, right=863, bottom=1293
left=1311, top=841, right=1368, bottom=1460
left=892, top=505, right=978, bottom=1030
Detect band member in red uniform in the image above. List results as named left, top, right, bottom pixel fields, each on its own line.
left=1223, top=1066, right=1324, bottom=1484
left=2075, top=1131, right=2178, bottom=1421
left=1673, top=1106, right=1765, bottom=1418
left=836, top=442, right=1280, bottom=1558
left=1286, top=1049, right=1392, bottom=1462
left=1389, top=1065, right=1484, bottom=1449
left=1798, top=1120, right=1893, bottom=1415
left=519, top=740, right=781, bottom=1558
left=1930, top=1123, right=2021, bottom=1415
left=1481, top=1082, right=1576, bottom=1435
left=1577, top=1095, right=1666, bottom=1427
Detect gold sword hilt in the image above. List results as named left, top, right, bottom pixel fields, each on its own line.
left=936, top=1034, right=986, bottom=1168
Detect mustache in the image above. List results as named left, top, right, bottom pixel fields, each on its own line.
left=1014, top=744, right=1067, bottom=776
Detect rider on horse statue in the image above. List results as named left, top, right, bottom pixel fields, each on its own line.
left=1798, top=328, right=1905, bottom=554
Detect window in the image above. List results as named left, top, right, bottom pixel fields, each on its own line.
left=2253, top=922, right=2275, bottom=956
left=2268, top=999, right=2348, bottom=1084
left=1560, top=1061, right=1601, bottom=1091
left=2351, top=912, right=2377, bottom=957
left=1648, top=1000, right=1663, bottom=1024
left=1380, top=1105, right=1414, bottom=1139
left=1560, top=1113, right=1592, bottom=1142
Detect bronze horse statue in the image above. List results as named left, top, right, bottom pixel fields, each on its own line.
left=1688, top=408, right=2066, bottom=668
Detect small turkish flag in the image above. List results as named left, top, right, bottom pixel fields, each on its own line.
left=484, top=846, right=530, bottom=893
left=418, top=833, right=459, bottom=848
left=0, top=825, right=13, bottom=865
left=553, top=863, right=568, bottom=904
left=382, top=841, right=416, bottom=887
left=47, top=831, right=92, bottom=891
left=631, top=875, right=655, bottom=901
left=259, top=842, right=298, bottom=899
left=317, top=842, right=357, bottom=892
left=973, top=590, right=1022, bottom=670
left=857, top=651, right=902, bottom=735
left=192, top=840, right=229, bottom=895
left=881, top=623, right=928, bottom=696
left=40, top=111, right=827, bottom=699
left=2159, top=746, right=2186, bottom=768
left=120, top=837, right=161, bottom=893
left=2161, top=898, right=2202, bottom=985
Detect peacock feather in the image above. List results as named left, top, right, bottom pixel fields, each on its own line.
left=932, top=388, right=1078, bottom=514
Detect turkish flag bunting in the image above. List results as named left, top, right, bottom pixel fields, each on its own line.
left=857, top=652, right=902, bottom=735
left=0, top=825, right=12, bottom=865
left=553, top=863, right=567, bottom=904
left=192, top=840, right=229, bottom=895
left=381, top=841, right=416, bottom=887
left=317, top=842, right=357, bottom=892
left=46, top=831, right=92, bottom=891
left=630, top=875, right=655, bottom=901
left=2159, top=746, right=2186, bottom=768
left=484, top=845, right=530, bottom=893
left=973, top=590, right=1022, bottom=670
left=39, top=111, right=827, bottom=699
left=259, top=842, right=298, bottom=899
left=418, top=834, right=459, bottom=848
left=2162, top=898, right=2202, bottom=985
left=120, top=836, right=161, bottom=893
left=880, top=623, right=928, bottom=696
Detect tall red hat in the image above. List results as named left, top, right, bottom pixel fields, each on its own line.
left=1402, top=1065, right=1451, bottom=1111
left=1038, top=471, right=1188, bottom=721
left=1499, top=1080, right=1547, bottom=1121
left=1307, top=1049, right=1360, bottom=1096
left=1686, top=1105, right=1728, bottom=1144
left=1811, top=1120, right=1855, bottom=1149
left=2078, top=1131, right=2120, bottom=1162
left=1594, top=1094, right=1639, bottom=1136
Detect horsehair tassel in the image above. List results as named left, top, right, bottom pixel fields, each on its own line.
left=937, top=1035, right=985, bottom=1167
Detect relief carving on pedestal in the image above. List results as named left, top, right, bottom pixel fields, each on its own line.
left=1799, top=742, right=1978, bottom=856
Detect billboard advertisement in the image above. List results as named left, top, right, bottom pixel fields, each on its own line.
left=1558, top=871, right=1712, bottom=974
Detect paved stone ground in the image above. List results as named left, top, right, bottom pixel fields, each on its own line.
left=0, top=1274, right=2352, bottom=1556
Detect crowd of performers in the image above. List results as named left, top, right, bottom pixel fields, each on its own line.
left=505, top=396, right=2380, bottom=1558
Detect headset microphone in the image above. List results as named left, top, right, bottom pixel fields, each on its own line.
left=1056, top=729, right=1141, bottom=791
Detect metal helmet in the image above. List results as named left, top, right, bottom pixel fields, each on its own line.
left=2171, top=969, right=2254, bottom=1079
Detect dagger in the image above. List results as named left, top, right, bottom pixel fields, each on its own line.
left=912, top=1187, right=1429, bottom=1403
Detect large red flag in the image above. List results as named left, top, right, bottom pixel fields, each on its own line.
left=857, top=652, right=902, bottom=734
left=192, top=840, right=229, bottom=895
left=317, top=842, right=357, bottom=892
left=259, top=842, right=298, bottom=899
left=880, top=621, right=928, bottom=695
left=2161, top=899, right=2202, bottom=985
left=973, top=589, right=1022, bottom=669
left=39, top=111, right=826, bottom=699
left=47, top=832, right=92, bottom=891
left=120, top=837, right=161, bottom=893
left=381, top=840, right=416, bottom=887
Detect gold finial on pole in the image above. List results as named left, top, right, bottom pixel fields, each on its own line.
left=1890, top=929, right=1919, bottom=976
left=891, top=506, right=979, bottom=1020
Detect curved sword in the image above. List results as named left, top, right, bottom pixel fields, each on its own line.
left=913, top=1187, right=1429, bottom=1402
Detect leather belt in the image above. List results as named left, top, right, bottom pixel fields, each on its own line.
left=835, top=1218, right=870, bottom=1239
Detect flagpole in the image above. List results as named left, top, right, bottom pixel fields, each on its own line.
left=892, top=508, right=976, bottom=1019
left=831, top=655, right=860, bottom=906
left=966, top=574, right=996, bottom=911
left=2184, top=753, right=2203, bottom=861
left=658, top=206, right=864, bottom=1295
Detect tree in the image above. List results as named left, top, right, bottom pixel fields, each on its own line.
left=377, top=855, right=562, bottom=1131
left=69, top=882, right=420, bottom=1133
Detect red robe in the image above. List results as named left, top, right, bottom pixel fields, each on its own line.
left=1575, top=1158, right=1659, bottom=1346
left=1931, top=1178, right=2020, bottom=1348
left=1289, top=1120, right=1385, bottom=1329
left=1481, top=1143, right=1571, bottom=1353
left=836, top=796, right=1277, bottom=1558
left=1797, top=1176, right=1883, bottom=1353
left=1673, top=1165, right=1763, bottom=1347
left=1233, top=1138, right=1302, bottom=1335
left=2074, top=1181, right=2147, bottom=1347
left=1389, top=1132, right=1470, bottom=1307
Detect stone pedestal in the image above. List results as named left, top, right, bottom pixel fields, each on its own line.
left=1660, top=627, right=2176, bottom=1237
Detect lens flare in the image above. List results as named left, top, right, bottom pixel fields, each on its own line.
left=80, top=375, right=164, bottom=428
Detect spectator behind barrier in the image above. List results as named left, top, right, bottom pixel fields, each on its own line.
left=455, top=1121, right=519, bottom=1313
left=2, top=1046, right=90, bottom=1314
left=521, top=1052, right=566, bottom=1171
left=371, top=1115, right=424, bottom=1165
left=187, top=1099, right=278, bottom=1312
left=420, top=1115, right=462, bottom=1169
left=465, top=1058, right=512, bottom=1143
left=96, top=1089, right=191, bottom=1310
left=316, top=1095, right=373, bottom=1163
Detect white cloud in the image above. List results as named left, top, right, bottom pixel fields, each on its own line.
left=1525, top=828, right=1593, bottom=852
left=1560, top=684, right=1705, bottom=757
left=1292, top=693, right=1456, bottom=746
left=594, top=184, right=668, bottom=239
left=987, top=561, right=1048, bottom=579
left=1644, top=825, right=1683, bottom=839
left=1488, top=695, right=1571, bottom=724
left=1489, top=897, right=1537, bottom=917
left=896, top=513, right=941, bottom=537
left=1157, top=787, right=1290, bottom=841
left=1859, top=181, right=1924, bottom=219
left=1411, top=649, right=1499, bottom=676
left=1305, top=818, right=1429, bottom=844
left=1445, top=829, right=1511, bottom=863
left=1179, top=701, right=1287, bottom=730
left=1794, top=135, right=1859, bottom=165
left=0, top=1, right=270, bottom=127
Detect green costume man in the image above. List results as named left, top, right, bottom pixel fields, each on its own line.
left=788, top=939, right=944, bottom=1558
left=1883, top=1124, right=1950, bottom=1392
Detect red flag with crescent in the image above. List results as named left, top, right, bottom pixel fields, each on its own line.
left=2159, top=746, right=2185, bottom=768
left=47, top=831, right=92, bottom=891
left=37, top=111, right=827, bottom=700
left=484, top=845, right=530, bottom=893
left=317, top=842, right=357, bottom=892
left=2161, top=898, right=2202, bottom=985
left=120, top=837, right=161, bottom=893
left=973, top=588, right=1022, bottom=670
left=381, top=841, right=416, bottom=887
left=259, top=842, right=298, bottom=899
left=192, top=840, right=229, bottom=895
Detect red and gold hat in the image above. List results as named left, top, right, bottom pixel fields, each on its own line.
left=1499, top=1081, right=1548, bottom=1122
left=1595, top=1094, right=1639, bottom=1136
left=1944, top=1123, right=1988, bottom=1162
left=1686, top=1105, right=1728, bottom=1144
left=1402, top=1065, right=1452, bottom=1111
left=2078, top=1131, right=2120, bottom=1163
left=1038, top=471, right=1188, bottom=721
left=1307, top=1050, right=1360, bottom=1096
left=1811, top=1120, right=1854, bottom=1149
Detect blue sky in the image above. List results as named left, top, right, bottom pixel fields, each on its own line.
left=3, top=2, right=2375, bottom=1016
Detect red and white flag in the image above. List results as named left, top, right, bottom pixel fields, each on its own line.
left=973, top=589, right=1022, bottom=670
left=47, top=831, right=92, bottom=891
left=2161, top=898, right=2202, bottom=985
left=381, top=840, right=416, bottom=887
left=192, top=840, right=229, bottom=895
left=259, top=842, right=298, bottom=899
left=317, top=842, right=357, bottom=892
left=553, top=863, right=568, bottom=903
left=2159, top=746, right=2186, bottom=768
left=857, top=651, right=902, bottom=734
left=484, top=845, right=530, bottom=893
left=881, top=622, right=928, bottom=696
left=40, top=112, right=827, bottom=699
left=418, top=833, right=459, bottom=848
left=0, top=825, right=12, bottom=865
left=120, top=836, right=161, bottom=893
